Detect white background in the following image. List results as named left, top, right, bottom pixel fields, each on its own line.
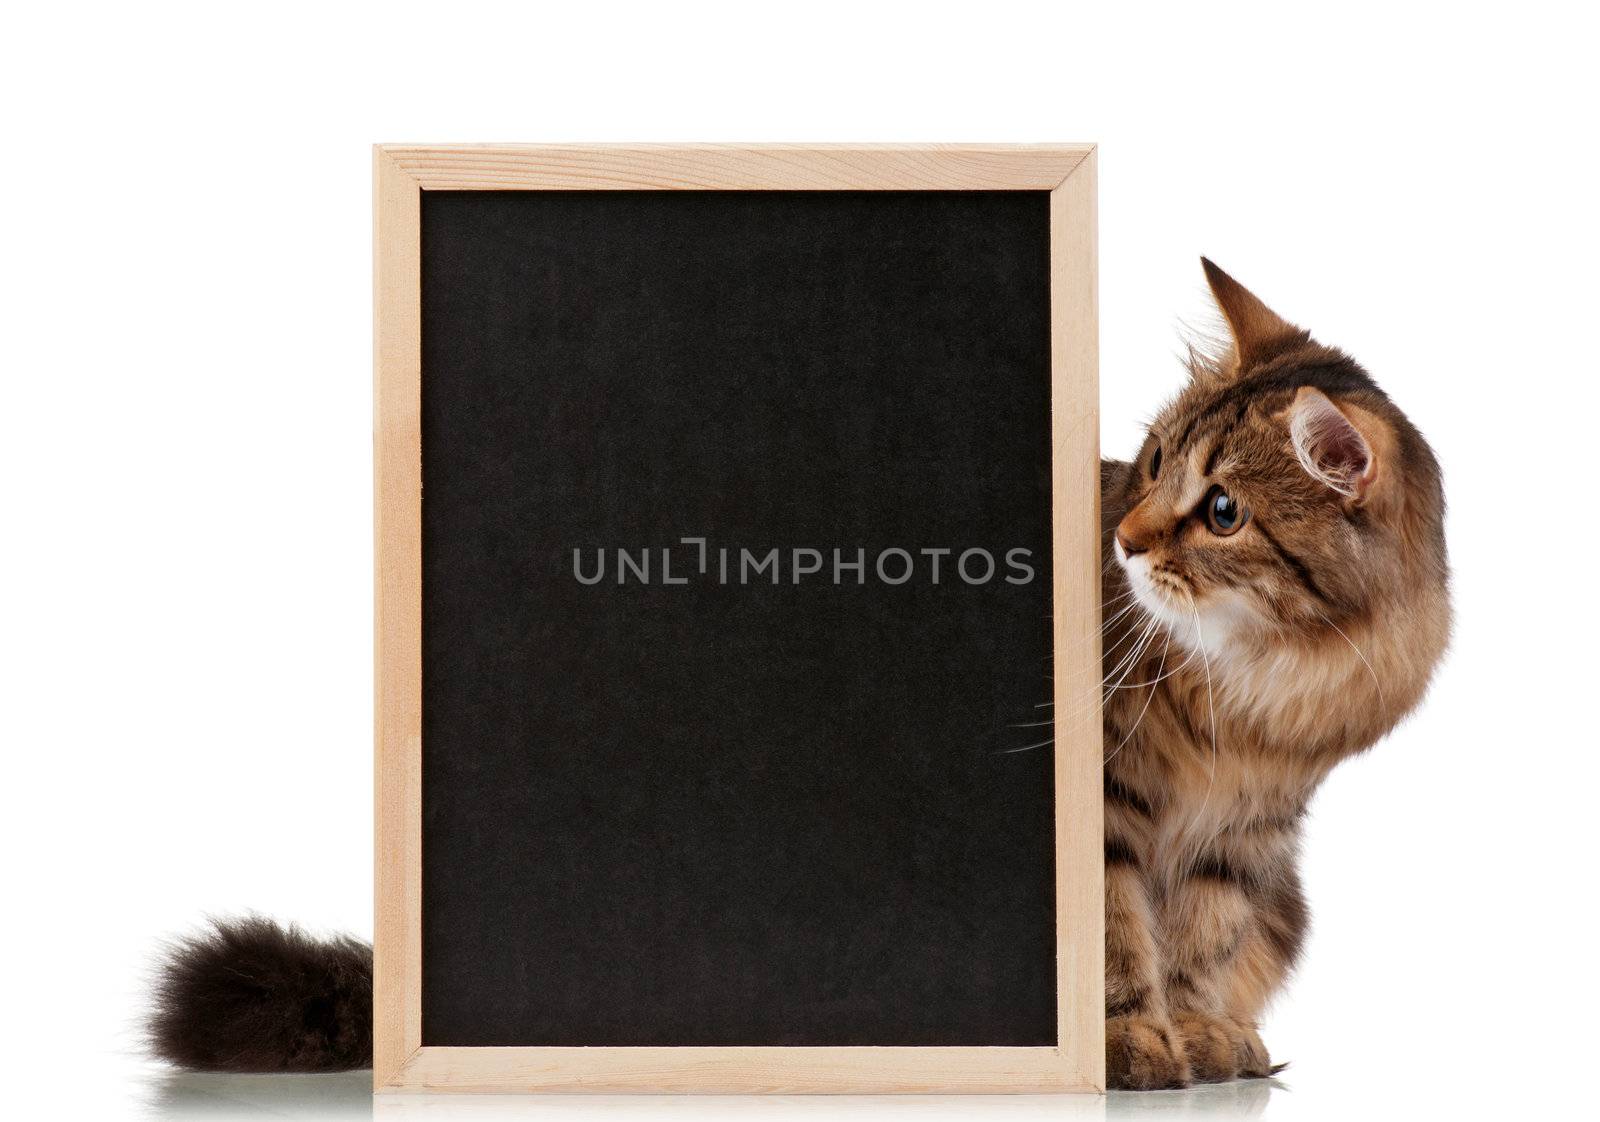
left=4, top=3, right=1595, bottom=1119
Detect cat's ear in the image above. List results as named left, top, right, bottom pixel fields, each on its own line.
left=1286, top=387, right=1378, bottom=504
left=1201, top=258, right=1306, bottom=372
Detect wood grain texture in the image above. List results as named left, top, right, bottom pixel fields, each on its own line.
left=373, top=147, right=423, bottom=1091
left=379, top=144, right=1091, bottom=191
left=373, top=143, right=1101, bottom=1093
left=1050, top=149, right=1106, bottom=1093
left=382, top=1046, right=1097, bottom=1094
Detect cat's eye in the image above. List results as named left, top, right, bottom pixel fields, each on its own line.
left=1204, top=486, right=1248, bottom=536
left=1149, top=443, right=1162, bottom=480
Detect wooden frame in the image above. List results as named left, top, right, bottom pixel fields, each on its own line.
left=374, top=144, right=1102, bottom=1094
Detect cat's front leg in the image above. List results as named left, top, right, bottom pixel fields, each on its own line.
left=1161, top=867, right=1276, bottom=1082
left=1105, top=841, right=1191, bottom=1089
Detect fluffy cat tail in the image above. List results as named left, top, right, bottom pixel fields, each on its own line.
left=149, top=916, right=373, bottom=1072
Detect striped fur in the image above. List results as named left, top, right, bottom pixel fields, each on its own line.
left=1100, top=261, right=1450, bottom=1089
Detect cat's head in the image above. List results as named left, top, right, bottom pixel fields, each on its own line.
left=1112, top=260, right=1447, bottom=650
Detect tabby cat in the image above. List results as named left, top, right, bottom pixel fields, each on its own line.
left=147, top=261, right=1449, bottom=1089
left=1099, top=260, right=1449, bottom=1088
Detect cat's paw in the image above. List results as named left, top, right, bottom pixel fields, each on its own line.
left=1171, top=1013, right=1272, bottom=1082
left=1231, top=1018, right=1273, bottom=1079
left=1106, top=1014, right=1191, bottom=1090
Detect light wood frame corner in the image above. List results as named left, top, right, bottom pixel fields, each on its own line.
left=374, top=144, right=1102, bottom=1094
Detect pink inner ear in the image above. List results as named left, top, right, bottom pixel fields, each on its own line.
left=1318, top=415, right=1368, bottom=473
left=1290, top=393, right=1371, bottom=497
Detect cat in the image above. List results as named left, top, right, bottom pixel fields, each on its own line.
left=1098, top=260, right=1449, bottom=1088
left=147, top=260, right=1450, bottom=1088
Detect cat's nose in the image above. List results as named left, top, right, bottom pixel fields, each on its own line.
left=1116, top=529, right=1148, bottom=557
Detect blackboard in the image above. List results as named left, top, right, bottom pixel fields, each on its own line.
left=375, top=145, right=1102, bottom=1093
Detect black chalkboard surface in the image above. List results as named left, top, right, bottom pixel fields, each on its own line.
left=374, top=144, right=1100, bottom=1093
left=421, top=190, right=1053, bottom=1046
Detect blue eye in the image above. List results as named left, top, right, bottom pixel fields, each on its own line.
left=1205, top=486, right=1247, bottom=535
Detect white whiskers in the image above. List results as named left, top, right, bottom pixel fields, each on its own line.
left=1103, top=631, right=1169, bottom=765
left=1317, top=610, right=1385, bottom=704
left=1025, top=608, right=1167, bottom=744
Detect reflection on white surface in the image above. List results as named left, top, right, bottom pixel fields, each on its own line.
left=136, top=1069, right=1292, bottom=1122
left=141, top=1071, right=372, bottom=1118
left=1108, top=1079, right=1278, bottom=1118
